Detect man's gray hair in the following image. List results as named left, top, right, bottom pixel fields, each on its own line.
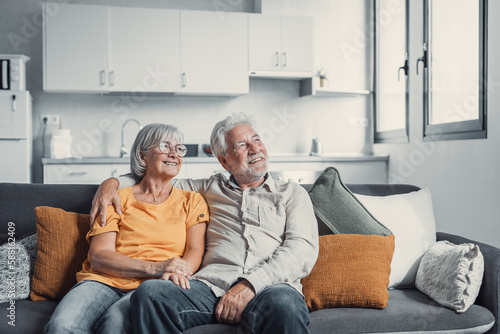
left=130, top=123, right=184, bottom=180
left=210, top=113, right=256, bottom=157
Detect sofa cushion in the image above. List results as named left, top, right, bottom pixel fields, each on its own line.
left=302, top=234, right=394, bottom=311
left=416, top=240, right=484, bottom=313
left=182, top=290, right=494, bottom=334
left=308, top=167, right=392, bottom=236
left=308, top=289, right=494, bottom=334
left=0, top=299, right=58, bottom=333
left=30, top=207, right=90, bottom=301
left=354, top=189, right=437, bottom=288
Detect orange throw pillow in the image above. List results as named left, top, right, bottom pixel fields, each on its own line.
left=30, top=207, right=90, bottom=301
left=302, top=234, right=395, bottom=311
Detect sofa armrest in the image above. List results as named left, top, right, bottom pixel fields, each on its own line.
left=437, top=232, right=500, bottom=334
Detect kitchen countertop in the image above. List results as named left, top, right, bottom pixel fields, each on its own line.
left=42, top=153, right=389, bottom=165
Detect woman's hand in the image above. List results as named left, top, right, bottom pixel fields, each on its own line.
left=154, top=258, right=193, bottom=277
left=160, top=272, right=191, bottom=289
left=90, top=178, right=122, bottom=228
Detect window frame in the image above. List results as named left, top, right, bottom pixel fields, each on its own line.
left=373, top=0, right=410, bottom=144
left=422, top=0, right=488, bottom=142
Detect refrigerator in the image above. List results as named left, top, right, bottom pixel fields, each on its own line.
left=0, top=91, right=32, bottom=182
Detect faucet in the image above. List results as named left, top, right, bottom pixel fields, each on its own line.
left=120, top=118, right=142, bottom=158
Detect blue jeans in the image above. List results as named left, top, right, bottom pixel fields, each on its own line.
left=44, top=280, right=134, bottom=334
left=131, top=280, right=310, bottom=334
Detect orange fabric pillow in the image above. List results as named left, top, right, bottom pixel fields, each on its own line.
left=302, top=234, right=395, bottom=311
left=30, top=207, right=90, bottom=301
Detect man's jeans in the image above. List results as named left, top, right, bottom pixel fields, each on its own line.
left=131, top=280, right=310, bottom=334
left=44, top=280, right=133, bottom=334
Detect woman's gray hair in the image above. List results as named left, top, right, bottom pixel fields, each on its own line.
left=130, top=123, right=184, bottom=180
left=210, top=113, right=256, bottom=157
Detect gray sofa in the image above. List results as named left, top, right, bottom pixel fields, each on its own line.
left=0, top=182, right=497, bottom=334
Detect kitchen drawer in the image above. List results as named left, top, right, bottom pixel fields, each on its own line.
left=44, top=164, right=128, bottom=184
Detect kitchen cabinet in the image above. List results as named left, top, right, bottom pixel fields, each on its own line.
left=42, top=154, right=388, bottom=184
left=108, top=7, right=181, bottom=93
left=248, top=14, right=313, bottom=78
left=44, top=4, right=248, bottom=95
left=44, top=4, right=181, bottom=93
left=44, top=4, right=109, bottom=92
left=43, top=163, right=131, bottom=184
left=43, top=161, right=188, bottom=184
left=179, top=10, right=249, bottom=95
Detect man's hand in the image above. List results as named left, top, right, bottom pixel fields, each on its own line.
left=215, top=280, right=256, bottom=325
left=90, top=178, right=122, bottom=228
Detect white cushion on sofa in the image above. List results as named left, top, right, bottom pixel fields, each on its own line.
left=415, top=240, right=484, bottom=313
left=354, top=189, right=437, bottom=288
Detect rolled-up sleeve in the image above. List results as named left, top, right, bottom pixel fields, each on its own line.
left=242, top=186, right=319, bottom=294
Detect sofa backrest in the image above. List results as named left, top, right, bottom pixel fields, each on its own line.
left=0, top=182, right=420, bottom=244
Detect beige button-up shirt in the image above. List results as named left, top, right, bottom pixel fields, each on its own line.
left=120, top=173, right=319, bottom=297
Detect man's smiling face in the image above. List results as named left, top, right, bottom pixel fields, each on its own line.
left=219, top=123, right=269, bottom=187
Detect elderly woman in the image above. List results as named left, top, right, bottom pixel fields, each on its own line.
left=45, top=124, right=209, bottom=334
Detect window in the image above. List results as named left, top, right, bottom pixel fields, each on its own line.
left=374, top=0, right=409, bottom=143
left=422, top=0, right=487, bottom=141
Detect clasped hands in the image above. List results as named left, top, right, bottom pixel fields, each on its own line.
left=154, top=257, right=193, bottom=290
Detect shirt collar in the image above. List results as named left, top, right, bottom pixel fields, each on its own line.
left=228, top=173, right=276, bottom=192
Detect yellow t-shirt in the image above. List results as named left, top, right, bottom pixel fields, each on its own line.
left=76, top=186, right=209, bottom=291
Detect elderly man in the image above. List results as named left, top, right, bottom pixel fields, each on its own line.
left=91, top=113, right=318, bottom=334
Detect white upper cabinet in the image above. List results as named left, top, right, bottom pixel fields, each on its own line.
left=108, top=7, right=181, bottom=93
left=43, top=4, right=249, bottom=95
left=248, top=14, right=313, bottom=78
left=44, top=4, right=109, bottom=92
left=179, top=11, right=249, bottom=95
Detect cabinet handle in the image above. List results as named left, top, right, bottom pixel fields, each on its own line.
left=109, top=71, right=115, bottom=86
left=182, top=72, right=187, bottom=87
left=67, top=172, right=87, bottom=177
left=100, top=70, right=106, bottom=86
left=282, top=52, right=287, bottom=67
left=275, top=52, right=279, bottom=67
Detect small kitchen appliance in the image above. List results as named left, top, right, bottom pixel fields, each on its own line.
left=0, top=54, right=30, bottom=91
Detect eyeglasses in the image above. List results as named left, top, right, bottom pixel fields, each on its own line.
left=153, top=141, right=188, bottom=157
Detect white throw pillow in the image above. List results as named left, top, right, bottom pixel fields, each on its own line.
left=354, top=189, right=437, bottom=288
left=415, top=241, right=484, bottom=313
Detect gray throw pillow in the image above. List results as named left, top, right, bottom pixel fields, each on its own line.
left=0, top=242, right=30, bottom=303
left=17, top=233, right=37, bottom=280
left=308, top=167, right=392, bottom=236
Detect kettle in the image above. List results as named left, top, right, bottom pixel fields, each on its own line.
left=310, top=138, right=322, bottom=156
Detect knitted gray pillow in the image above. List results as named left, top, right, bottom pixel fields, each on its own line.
left=308, top=167, right=392, bottom=236
left=0, top=242, right=30, bottom=303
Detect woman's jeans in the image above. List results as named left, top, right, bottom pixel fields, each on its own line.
left=131, top=280, right=310, bottom=334
left=44, top=280, right=133, bottom=334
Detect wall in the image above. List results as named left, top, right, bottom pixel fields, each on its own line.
left=0, top=0, right=373, bottom=183
left=373, top=0, right=500, bottom=248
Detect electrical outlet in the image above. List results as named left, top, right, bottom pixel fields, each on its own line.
left=347, top=117, right=368, bottom=127
left=41, top=114, right=60, bottom=125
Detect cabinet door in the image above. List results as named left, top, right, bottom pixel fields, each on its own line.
left=109, top=8, right=181, bottom=93
left=248, top=14, right=281, bottom=72
left=180, top=11, right=249, bottom=95
left=281, top=16, right=313, bottom=73
left=44, top=3, right=109, bottom=92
